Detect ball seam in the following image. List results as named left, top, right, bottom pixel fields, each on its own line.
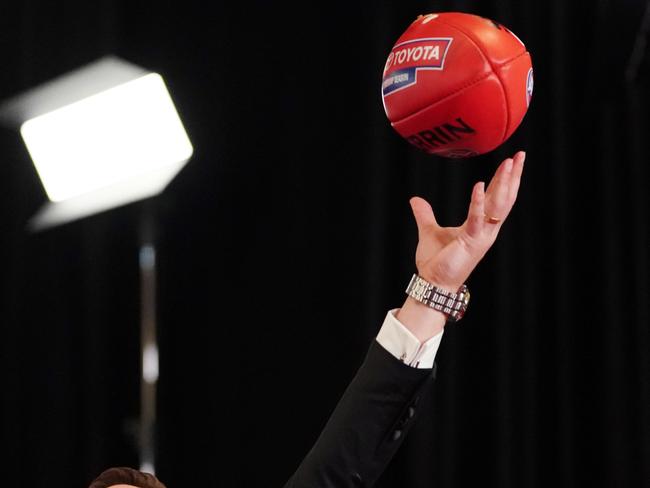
left=435, top=17, right=518, bottom=143
left=390, top=71, right=492, bottom=126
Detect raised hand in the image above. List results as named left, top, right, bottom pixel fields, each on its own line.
left=410, top=151, right=525, bottom=291
left=396, top=151, right=526, bottom=340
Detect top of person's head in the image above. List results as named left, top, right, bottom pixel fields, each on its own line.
left=88, top=467, right=166, bottom=488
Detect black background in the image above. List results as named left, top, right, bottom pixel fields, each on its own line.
left=1, top=1, right=648, bottom=487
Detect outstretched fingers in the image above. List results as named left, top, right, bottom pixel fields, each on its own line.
left=508, top=151, right=526, bottom=205
left=465, top=181, right=486, bottom=238
left=485, top=151, right=526, bottom=222
left=485, top=157, right=513, bottom=220
left=409, top=196, right=439, bottom=237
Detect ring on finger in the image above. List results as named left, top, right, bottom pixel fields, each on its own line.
left=484, top=213, right=502, bottom=224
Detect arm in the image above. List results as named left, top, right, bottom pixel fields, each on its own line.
left=283, top=338, right=437, bottom=488
left=284, top=152, right=526, bottom=488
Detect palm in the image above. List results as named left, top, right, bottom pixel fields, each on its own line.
left=414, top=226, right=467, bottom=290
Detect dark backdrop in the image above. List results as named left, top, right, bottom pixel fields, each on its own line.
left=1, top=1, right=648, bottom=487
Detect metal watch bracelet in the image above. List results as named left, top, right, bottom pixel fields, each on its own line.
left=405, top=273, right=470, bottom=322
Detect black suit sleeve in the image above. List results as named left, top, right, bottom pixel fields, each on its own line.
left=283, top=339, right=437, bottom=488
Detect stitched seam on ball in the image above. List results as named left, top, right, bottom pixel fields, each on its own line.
left=494, top=50, right=529, bottom=68
left=492, top=51, right=530, bottom=138
left=436, top=18, right=515, bottom=142
left=392, top=71, right=492, bottom=126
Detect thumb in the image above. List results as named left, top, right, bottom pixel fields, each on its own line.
left=409, top=196, right=438, bottom=234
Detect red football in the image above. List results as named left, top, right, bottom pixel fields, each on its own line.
left=381, top=12, right=533, bottom=158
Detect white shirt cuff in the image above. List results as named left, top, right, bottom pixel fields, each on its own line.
left=375, top=309, right=444, bottom=369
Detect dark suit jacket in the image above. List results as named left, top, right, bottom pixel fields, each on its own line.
left=283, top=339, right=437, bottom=488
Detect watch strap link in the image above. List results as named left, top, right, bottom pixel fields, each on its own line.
left=405, top=274, right=470, bottom=322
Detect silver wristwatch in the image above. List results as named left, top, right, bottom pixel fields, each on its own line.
left=405, top=273, right=470, bottom=322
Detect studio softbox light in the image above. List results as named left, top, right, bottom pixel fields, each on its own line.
left=0, top=56, right=193, bottom=230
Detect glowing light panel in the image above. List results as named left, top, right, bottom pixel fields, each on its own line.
left=21, top=73, right=193, bottom=203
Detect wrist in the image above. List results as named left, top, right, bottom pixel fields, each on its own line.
left=402, top=273, right=471, bottom=325
left=416, top=271, right=463, bottom=294
left=395, top=296, right=446, bottom=342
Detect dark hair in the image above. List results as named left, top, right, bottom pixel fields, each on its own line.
left=88, top=467, right=167, bottom=488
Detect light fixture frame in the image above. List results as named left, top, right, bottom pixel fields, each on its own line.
left=0, top=55, right=193, bottom=230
